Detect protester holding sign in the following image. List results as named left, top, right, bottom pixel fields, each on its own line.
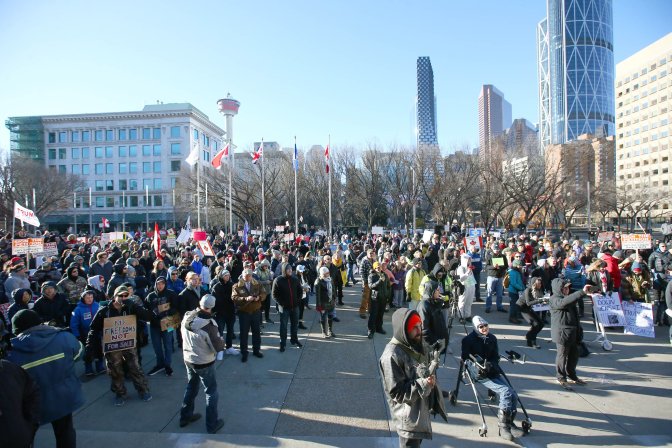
left=144, top=277, right=179, bottom=376
left=86, top=286, right=154, bottom=406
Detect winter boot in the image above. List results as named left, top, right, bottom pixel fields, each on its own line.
left=84, top=362, right=95, bottom=377
left=327, top=319, right=336, bottom=338
left=320, top=320, right=328, bottom=338
left=498, top=410, right=513, bottom=441
left=509, top=410, right=526, bottom=438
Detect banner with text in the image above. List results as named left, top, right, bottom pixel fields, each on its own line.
left=592, top=294, right=625, bottom=327
left=620, top=233, right=652, bottom=250
left=622, top=301, right=655, bottom=338
left=12, top=238, right=44, bottom=255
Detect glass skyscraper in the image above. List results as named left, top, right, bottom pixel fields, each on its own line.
left=537, top=0, right=615, bottom=150
left=417, top=56, right=438, bottom=148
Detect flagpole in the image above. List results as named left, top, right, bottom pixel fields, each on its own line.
left=197, top=155, right=201, bottom=229
left=73, top=192, right=77, bottom=235
left=261, top=138, right=265, bottom=236
left=32, top=189, right=36, bottom=234
left=294, top=136, right=298, bottom=235
left=89, top=187, right=92, bottom=236
left=328, top=135, right=332, bottom=239
left=172, top=189, right=176, bottom=229
left=145, top=185, right=149, bottom=233
left=122, top=190, right=125, bottom=232
left=229, top=147, right=233, bottom=236
left=205, top=183, right=209, bottom=230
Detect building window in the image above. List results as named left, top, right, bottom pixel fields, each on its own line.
left=72, top=164, right=80, bottom=175
left=106, top=197, right=114, bottom=207
left=95, top=130, right=103, bottom=141
left=170, top=126, right=180, bottom=138
left=143, top=162, right=151, bottom=173
left=59, top=131, right=67, bottom=143
left=118, top=129, right=127, bottom=141
left=106, top=180, right=114, bottom=191
left=96, top=197, right=104, bottom=207
left=129, top=129, right=137, bottom=140
left=82, top=131, right=91, bottom=142
left=119, top=179, right=128, bottom=190
left=119, top=163, right=128, bottom=174
left=82, top=147, right=90, bottom=158
left=106, top=163, right=113, bottom=175
left=143, top=179, right=152, bottom=190
left=82, top=164, right=90, bottom=175
left=72, top=131, right=80, bottom=142
left=48, top=148, right=56, bottom=160
left=118, top=146, right=127, bottom=157
left=153, top=128, right=161, bottom=139
left=142, top=145, right=151, bottom=156
left=153, top=144, right=161, bottom=156
left=129, top=162, right=137, bottom=174
left=170, top=143, right=181, bottom=155
left=71, top=148, right=80, bottom=159
left=105, top=147, right=113, bottom=158
left=171, top=177, right=177, bottom=188
left=95, top=164, right=104, bottom=175
left=58, top=165, right=66, bottom=174
left=95, top=180, right=104, bottom=191
left=153, top=195, right=163, bottom=206
left=48, top=132, right=56, bottom=143
left=153, top=161, right=161, bottom=173
left=142, top=128, right=151, bottom=139
left=129, top=145, right=137, bottom=157
left=170, top=160, right=181, bottom=172
left=130, top=196, right=138, bottom=207
left=193, top=129, right=199, bottom=140
left=154, top=178, right=162, bottom=189
left=129, top=179, right=138, bottom=191
left=106, top=130, right=114, bottom=141
left=95, top=147, right=103, bottom=158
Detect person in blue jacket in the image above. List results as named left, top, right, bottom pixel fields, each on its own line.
left=70, top=290, right=104, bottom=376
left=507, top=260, right=526, bottom=324
left=7, top=309, right=84, bottom=448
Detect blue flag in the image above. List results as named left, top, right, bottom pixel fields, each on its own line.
left=243, top=220, right=249, bottom=243
left=293, top=143, right=299, bottom=172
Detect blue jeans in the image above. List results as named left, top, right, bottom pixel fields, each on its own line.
left=181, top=362, right=219, bottom=432
left=478, top=375, right=518, bottom=412
left=473, top=269, right=482, bottom=301
left=509, top=291, right=520, bottom=319
left=214, top=314, right=236, bottom=349
left=238, top=311, right=261, bottom=355
left=486, top=276, right=503, bottom=311
left=347, top=263, right=356, bottom=284
left=279, top=306, right=299, bottom=347
left=150, top=325, right=173, bottom=369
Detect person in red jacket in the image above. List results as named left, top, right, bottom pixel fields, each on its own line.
left=601, top=250, right=623, bottom=293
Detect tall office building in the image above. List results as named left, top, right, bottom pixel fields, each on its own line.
left=417, top=57, right=438, bottom=149
left=6, top=103, right=225, bottom=230
left=478, top=84, right=512, bottom=161
left=537, top=0, right=615, bottom=151
left=615, top=33, right=672, bottom=212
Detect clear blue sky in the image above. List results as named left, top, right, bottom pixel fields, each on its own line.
left=1, top=1, right=670, bottom=155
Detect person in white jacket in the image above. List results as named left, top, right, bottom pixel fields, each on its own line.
left=457, top=254, right=476, bottom=322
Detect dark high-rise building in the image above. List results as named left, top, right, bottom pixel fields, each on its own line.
left=537, top=0, right=615, bottom=151
left=416, top=57, right=438, bottom=149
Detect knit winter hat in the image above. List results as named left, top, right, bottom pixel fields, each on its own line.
left=405, top=312, right=422, bottom=335
left=200, top=294, right=216, bottom=310
left=632, top=262, right=642, bottom=271
left=472, top=315, right=488, bottom=331
left=12, top=309, right=42, bottom=335
left=319, top=266, right=330, bottom=277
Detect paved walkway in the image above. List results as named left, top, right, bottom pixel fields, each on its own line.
left=34, top=281, right=672, bottom=447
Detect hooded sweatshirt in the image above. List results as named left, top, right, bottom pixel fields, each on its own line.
left=7, top=325, right=84, bottom=424
left=460, top=315, right=501, bottom=378
left=7, top=288, right=33, bottom=334
left=181, top=308, right=225, bottom=368
left=549, top=278, right=586, bottom=343
left=70, top=294, right=100, bottom=341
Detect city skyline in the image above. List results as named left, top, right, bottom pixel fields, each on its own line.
left=0, top=1, right=670, bottom=155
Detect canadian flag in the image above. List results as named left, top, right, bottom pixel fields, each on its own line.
left=325, top=145, right=330, bottom=174
left=102, top=217, right=110, bottom=228
left=252, top=141, right=263, bottom=165
left=211, top=144, right=230, bottom=169
left=153, top=223, right=162, bottom=259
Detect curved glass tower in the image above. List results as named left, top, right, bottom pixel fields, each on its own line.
left=538, top=0, right=614, bottom=150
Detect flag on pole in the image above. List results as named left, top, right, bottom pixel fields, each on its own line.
left=243, top=220, right=249, bottom=243
left=153, top=223, right=162, bottom=259
left=13, top=201, right=40, bottom=227
left=211, top=144, right=230, bottom=169
left=101, top=217, right=110, bottom=228
left=293, top=143, right=299, bottom=172
left=325, top=145, right=330, bottom=174
left=185, top=143, right=199, bottom=166
left=176, top=215, right=192, bottom=244
left=252, top=142, right=263, bottom=165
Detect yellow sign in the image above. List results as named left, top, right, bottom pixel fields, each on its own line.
left=102, top=315, right=137, bottom=353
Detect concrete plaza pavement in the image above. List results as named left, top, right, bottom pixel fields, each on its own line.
left=34, top=281, right=672, bottom=447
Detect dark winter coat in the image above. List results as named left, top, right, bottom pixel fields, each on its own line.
left=272, top=269, right=303, bottom=310
left=144, top=285, right=178, bottom=329
left=549, top=278, right=586, bottom=344
left=177, top=287, right=201, bottom=316
left=86, top=299, right=153, bottom=359
left=211, top=279, right=235, bottom=316
left=0, top=359, right=40, bottom=448
left=33, top=293, right=70, bottom=328
left=461, top=330, right=501, bottom=379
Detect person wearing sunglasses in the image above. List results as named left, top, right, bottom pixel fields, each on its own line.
left=86, top=286, right=155, bottom=406
left=461, top=316, right=524, bottom=441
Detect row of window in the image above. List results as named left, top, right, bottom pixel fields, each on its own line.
left=47, top=144, right=183, bottom=160
left=618, top=118, right=669, bottom=136
left=48, top=127, right=179, bottom=144
left=618, top=149, right=669, bottom=160
left=50, top=160, right=182, bottom=175
left=74, top=195, right=165, bottom=208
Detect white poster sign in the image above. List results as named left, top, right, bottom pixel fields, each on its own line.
left=592, top=294, right=625, bottom=327
left=622, top=301, right=655, bottom=338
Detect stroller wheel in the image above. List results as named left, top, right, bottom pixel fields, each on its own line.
left=602, top=340, right=613, bottom=351
left=522, top=420, right=532, bottom=434
left=448, top=391, right=457, bottom=406
left=479, top=427, right=487, bottom=437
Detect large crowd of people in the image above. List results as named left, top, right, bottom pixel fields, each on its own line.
left=1, top=224, right=671, bottom=447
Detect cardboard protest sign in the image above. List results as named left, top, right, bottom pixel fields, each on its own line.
left=597, top=231, right=614, bottom=242
left=160, top=314, right=180, bottom=332
left=464, top=236, right=482, bottom=250
left=102, top=315, right=136, bottom=353
left=532, top=303, right=551, bottom=312
left=197, top=240, right=215, bottom=257
left=372, top=226, right=384, bottom=235
left=492, top=257, right=504, bottom=267
left=422, top=230, right=434, bottom=243
left=620, top=233, right=652, bottom=250
left=12, top=238, right=44, bottom=255
left=592, top=294, right=625, bottom=327
left=622, top=301, right=655, bottom=338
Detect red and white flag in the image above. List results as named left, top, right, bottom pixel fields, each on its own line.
left=252, top=141, right=263, bottom=165
left=325, top=145, right=330, bottom=174
left=211, top=144, right=230, bottom=169
left=153, top=223, right=162, bottom=259
left=13, top=201, right=40, bottom=227
left=101, top=217, right=110, bottom=228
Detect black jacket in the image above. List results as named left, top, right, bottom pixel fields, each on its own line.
left=0, top=359, right=40, bottom=448
left=549, top=278, right=586, bottom=344
left=484, top=250, right=507, bottom=278
left=272, top=273, right=303, bottom=309
left=461, top=330, right=501, bottom=379
left=144, top=287, right=178, bottom=329
left=212, top=279, right=235, bottom=316
left=86, top=299, right=154, bottom=359
left=417, top=297, right=448, bottom=346
left=177, top=287, right=201, bottom=316
left=33, top=293, right=70, bottom=328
